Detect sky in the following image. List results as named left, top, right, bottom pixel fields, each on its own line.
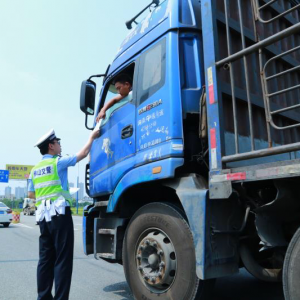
left=0, top=0, right=149, bottom=195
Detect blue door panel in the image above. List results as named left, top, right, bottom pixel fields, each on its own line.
left=109, top=104, right=135, bottom=161
left=90, top=102, right=136, bottom=197
left=90, top=124, right=111, bottom=180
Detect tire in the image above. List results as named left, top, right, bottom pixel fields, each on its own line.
left=283, top=227, right=300, bottom=300
left=122, top=202, right=215, bottom=300
left=3, top=223, right=10, bottom=228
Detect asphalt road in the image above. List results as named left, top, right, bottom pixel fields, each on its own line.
left=0, top=215, right=284, bottom=300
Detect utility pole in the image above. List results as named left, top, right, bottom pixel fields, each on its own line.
left=76, top=163, right=79, bottom=214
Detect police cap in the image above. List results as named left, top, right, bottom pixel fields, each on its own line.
left=34, top=129, right=61, bottom=149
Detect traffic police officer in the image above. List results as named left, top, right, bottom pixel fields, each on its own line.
left=28, top=127, right=99, bottom=300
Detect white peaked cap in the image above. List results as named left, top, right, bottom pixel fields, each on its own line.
left=34, top=129, right=60, bottom=148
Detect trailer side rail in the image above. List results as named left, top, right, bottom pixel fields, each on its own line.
left=202, top=0, right=300, bottom=197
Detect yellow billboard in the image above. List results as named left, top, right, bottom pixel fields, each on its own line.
left=6, top=164, right=34, bottom=180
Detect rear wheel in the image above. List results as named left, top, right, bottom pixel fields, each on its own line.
left=123, top=202, right=215, bottom=300
left=3, top=223, right=10, bottom=228
left=283, top=227, right=300, bottom=300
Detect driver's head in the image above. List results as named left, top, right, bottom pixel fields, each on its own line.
left=113, top=74, right=132, bottom=97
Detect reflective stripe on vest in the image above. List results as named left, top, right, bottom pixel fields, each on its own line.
left=32, top=157, right=72, bottom=207
left=34, top=180, right=62, bottom=190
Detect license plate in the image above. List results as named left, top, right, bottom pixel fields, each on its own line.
left=0, top=211, right=4, bottom=214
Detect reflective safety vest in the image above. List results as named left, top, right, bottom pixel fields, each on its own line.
left=31, top=157, right=72, bottom=207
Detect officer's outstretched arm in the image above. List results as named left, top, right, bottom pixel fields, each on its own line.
left=76, top=127, right=100, bottom=163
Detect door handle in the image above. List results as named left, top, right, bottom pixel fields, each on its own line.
left=121, top=124, right=133, bottom=139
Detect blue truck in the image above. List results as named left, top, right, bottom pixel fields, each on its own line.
left=80, top=0, right=300, bottom=299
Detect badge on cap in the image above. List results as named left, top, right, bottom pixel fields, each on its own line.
left=34, top=129, right=60, bottom=148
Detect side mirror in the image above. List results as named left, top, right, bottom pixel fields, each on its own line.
left=80, top=80, right=96, bottom=115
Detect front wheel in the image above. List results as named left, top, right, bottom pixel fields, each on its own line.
left=123, top=202, right=214, bottom=300
left=283, top=227, right=300, bottom=300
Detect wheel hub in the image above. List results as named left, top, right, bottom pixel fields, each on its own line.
left=136, top=230, right=177, bottom=292
left=148, top=253, right=159, bottom=269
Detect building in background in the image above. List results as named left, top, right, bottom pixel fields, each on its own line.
left=0, top=194, right=15, bottom=200
left=79, top=182, right=84, bottom=200
left=5, top=186, right=11, bottom=198
left=15, top=187, right=26, bottom=199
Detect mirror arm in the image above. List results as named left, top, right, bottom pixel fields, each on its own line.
left=83, top=74, right=106, bottom=130
left=85, top=114, right=94, bottom=131
left=88, top=74, right=106, bottom=81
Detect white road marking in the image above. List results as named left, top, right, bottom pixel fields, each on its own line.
left=13, top=223, right=33, bottom=229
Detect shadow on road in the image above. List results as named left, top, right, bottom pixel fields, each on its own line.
left=103, top=281, right=133, bottom=300
left=102, top=271, right=284, bottom=300
left=212, top=273, right=284, bottom=300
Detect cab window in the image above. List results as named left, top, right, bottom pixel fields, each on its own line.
left=99, top=64, right=135, bottom=125
left=137, top=38, right=166, bottom=105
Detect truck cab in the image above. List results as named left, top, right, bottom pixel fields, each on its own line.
left=81, top=0, right=205, bottom=199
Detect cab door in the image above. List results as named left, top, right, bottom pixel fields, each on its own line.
left=89, top=65, right=137, bottom=196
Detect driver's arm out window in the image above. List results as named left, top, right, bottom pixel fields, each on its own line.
left=100, top=85, right=132, bottom=125
left=99, top=67, right=135, bottom=125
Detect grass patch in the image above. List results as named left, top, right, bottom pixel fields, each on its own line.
left=71, top=207, right=84, bottom=216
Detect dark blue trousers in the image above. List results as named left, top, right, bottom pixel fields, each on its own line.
left=37, top=207, right=74, bottom=300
